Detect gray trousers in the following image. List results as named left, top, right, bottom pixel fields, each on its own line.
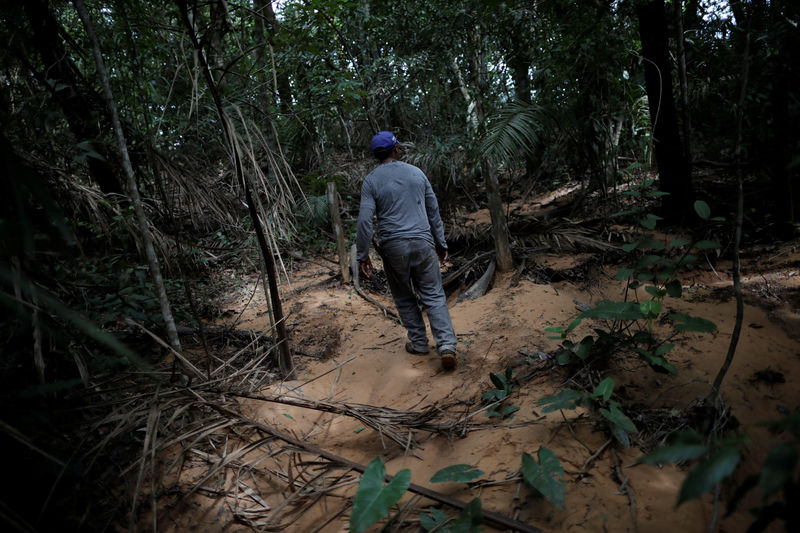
left=381, top=239, right=457, bottom=353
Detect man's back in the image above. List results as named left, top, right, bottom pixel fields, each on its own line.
left=356, top=161, right=446, bottom=261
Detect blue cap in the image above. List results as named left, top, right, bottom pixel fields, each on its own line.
left=370, top=131, right=398, bottom=155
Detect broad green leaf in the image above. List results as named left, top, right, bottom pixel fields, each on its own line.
left=636, top=254, right=662, bottom=269
left=759, top=444, right=798, bottom=500
left=448, top=497, right=483, bottom=532
left=521, top=447, right=565, bottom=510
left=645, top=285, right=667, bottom=298
left=600, top=404, right=638, bottom=434
left=695, top=240, right=721, bottom=250
left=349, top=458, right=411, bottom=533
left=592, top=378, right=614, bottom=401
left=430, top=464, right=484, bottom=484
left=580, top=301, right=643, bottom=320
left=678, top=447, right=740, bottom=504
left=670, top=313, right=718, bottom=332
left=639, top=239, right=666, bottom=251
left=640, top=300, right=662, bottom=318
left=617, top=268, right=635, bottom=281
left=536, top=389, right=584, bottom=412
left=565, top=317, right=583, bottom=333
left=572, top=335, right=594, bottom=360
left=641, top=214, right=662, bottom=230
left=677, top=254, right=698, bottom=266
left=555, top=350, right=573, bottom=365
left=646, top=190, right=671, bottom=198
left=420, top=508, right=448, bottom=531
left=638, top=437, right=708, bottom=464
left=635, top=348, right=678, bottom=375
left=694, top=200, right=711, bottom=220
left=502, top=405, right=520, bottom=417
left=489, top=372, right=508, bottom=391
left=669, top=238, right=689, bottom=248
left=665, top=280, right=682, bottom=297
left=655, top=343, right=675, bottom=357
left=621, top=242, right=639, bottom=252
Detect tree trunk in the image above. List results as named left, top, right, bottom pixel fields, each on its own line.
left=73, top=0, right=182, bottom=355
left=673, top=0, right=693, bottom=171
left=636, top=0, right=693, bottom=221
left=21, top=0, right=123, bottom=195
left=768, top=0, right=799, bottom=229
left=176, top=0, right=293, bottom=375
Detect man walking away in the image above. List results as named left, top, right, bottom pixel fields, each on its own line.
left=356, top=131, right=458, bottom=370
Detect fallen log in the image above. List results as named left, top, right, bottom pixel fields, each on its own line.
left=458, top=260, right=496, bottom=302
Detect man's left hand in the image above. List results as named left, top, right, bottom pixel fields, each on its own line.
left=437, top=247, right=448, bottom=265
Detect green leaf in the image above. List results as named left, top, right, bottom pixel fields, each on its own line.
left=536, top=389, right=584, bottom=412
left=640, top=214, right=662, bottom=230
left=678, top=447, right=740, bottom=504
left=600, top=404, right=638, bottom=434
left=637, top=431, right=708, bottom=464
left=639, top=239, right=666, bottom=251
left=521, top=447, right=565, bottom=510
left=694, top=200, right=711, bottom=220
left=670, top=313, right=718, bottom=332
left=430, top=464, right=484, bottom=484
left=449, top=498, right=483, bottom=532
left=695, top=240, right=721, bottom=250
left=420, top=508, right=448, bottom=531
left=669, top=238, right=689, bottom=248
left=502, top=405, right=520, bottom=417
left=489, top=372, right=508, bottom=391
left=349, top=458, right=411, bottom=533
left=565, top=317, right=583, bottom=333
left=645, top=285, right=667, bottom=298
left=617, top=268, right=635, bottom=281
left=665, top=280, right=682, bottom=298
left=640, top=300, right=662, bottom=318
left=759, top=444, right=798, bottom=500
left=572, top=335, right=594, bottom=360
left=580, top=301, right=644, bottom=320
left=621, top=242, right=639, bottom=252
left=655, top=343, right=675, bottom=357
left=592, top=378, right=614, bottom=401
left=635, top=255, right=662, bottom=269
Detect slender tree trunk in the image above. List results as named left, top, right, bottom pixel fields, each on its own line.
left=707, top=27, right=751, bottom=405
left=636, top=0, right=693, bottom=221
left=468, top=29, right=514, bottom=272
left=673, top=0, right=693, bottom=170
left=73, top=0, right=182, bottom=355
left=176, top=0, right=293, bottom=375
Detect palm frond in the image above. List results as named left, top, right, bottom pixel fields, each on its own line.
left=480, top=100, right=551, bottom=165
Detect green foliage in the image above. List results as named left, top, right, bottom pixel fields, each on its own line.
left=537, top=378, right=638, bottom=447
left=430, top=464, right=484, bottom=484
left=481, top=367, right=519, bottom=419
left=349, top=457, right=411, bottom=533
left=521, top=446, right=566, bottom=510
left=420, top=498, right=483, bottom=533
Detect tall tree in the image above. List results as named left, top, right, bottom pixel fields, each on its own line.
left=636, top=0, right=694, bottom=220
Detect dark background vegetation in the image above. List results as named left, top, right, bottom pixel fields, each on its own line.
left=0, top=0, right=798, bottom=530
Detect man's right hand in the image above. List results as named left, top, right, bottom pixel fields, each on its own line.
left=359, top=258, right=373, bottom=279
left=436, top=247, right=448, bottom=265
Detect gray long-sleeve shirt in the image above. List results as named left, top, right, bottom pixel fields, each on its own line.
left=356, top=161, right=447, bottom=262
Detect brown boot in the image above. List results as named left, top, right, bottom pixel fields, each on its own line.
left=440, top=350, right=456, bottom=370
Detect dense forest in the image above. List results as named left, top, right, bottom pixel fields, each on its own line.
left=1, top=0, right=799, bottom=532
